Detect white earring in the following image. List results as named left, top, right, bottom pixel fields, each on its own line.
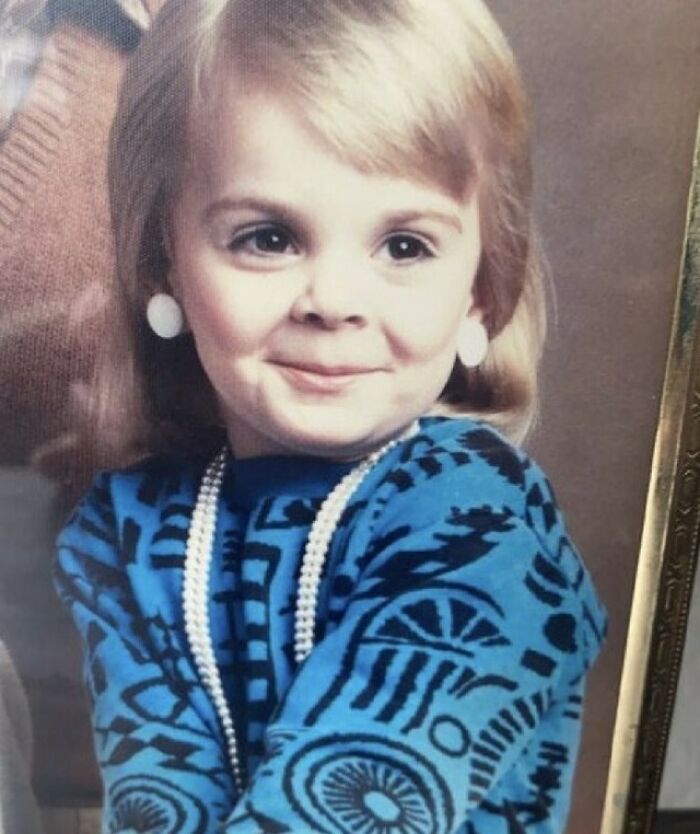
left=456, top=319, right=488, bottom=368
left=146, top=293, right=184, bottom=339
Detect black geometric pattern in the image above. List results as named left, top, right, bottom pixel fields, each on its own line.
left=54, top=417, right=607, bottom=834
left=108, top=775, right=208, bottom=834
left=283, top=734, right=454, bottom=834
left=305, top=583, right=515, bottom=732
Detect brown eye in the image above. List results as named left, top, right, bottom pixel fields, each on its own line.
left=229, top=225, right=296, bottom=255
left=385, top=234, right=433, bottom=262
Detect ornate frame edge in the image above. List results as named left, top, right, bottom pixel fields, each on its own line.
left=600, top=113, right=700, bottom=834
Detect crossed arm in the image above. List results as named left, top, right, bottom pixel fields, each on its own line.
left=55, top=472, right=601, bottom=834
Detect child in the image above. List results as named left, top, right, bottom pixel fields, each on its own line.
left=55, top=0, right=607, bottom=832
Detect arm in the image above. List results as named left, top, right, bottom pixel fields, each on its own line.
left=55, top=472, right=235, bottom=834
left=224, top=493, right=605, bottom=834
left=463, top=675, right=588, bottom=832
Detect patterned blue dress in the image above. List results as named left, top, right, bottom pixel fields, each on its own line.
left=55, top=416, right=606, bottom=834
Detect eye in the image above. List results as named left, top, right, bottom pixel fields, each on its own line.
left=228, top=225, right=297, bottom=256
left=381, top=233, right=434, bottom=263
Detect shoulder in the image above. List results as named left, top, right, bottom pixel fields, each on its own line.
left=388, top=416, right=590, bottom=581
left=84, top=455, right=199, bottom=513
left=375, top=416, right=550, bottom=524
left=57, top=455, right=201, bottom=557
left=367, top=417, right=608, bottom=667
left=110, top=454, right=201, bottom=504
left=55, top=456, right=205, bottom=618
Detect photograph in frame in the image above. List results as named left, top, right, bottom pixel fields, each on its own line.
left=1, top=1, right=699, bottom=832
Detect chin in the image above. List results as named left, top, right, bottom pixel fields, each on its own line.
left=277, top=425, right=378, bottom=460
left=270, top=409, right=415, bottom=460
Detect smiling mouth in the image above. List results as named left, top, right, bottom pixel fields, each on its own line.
left=273, top=361, right=376, bottom=393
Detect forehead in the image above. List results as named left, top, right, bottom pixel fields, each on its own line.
left=183, top=56, right=481, bottom=203
left=179, top=82, right=477, bottom=223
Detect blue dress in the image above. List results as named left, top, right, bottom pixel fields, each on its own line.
left=55, top=417, right=606, bottom=834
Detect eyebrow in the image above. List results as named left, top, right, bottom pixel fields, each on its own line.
left=203, top=196, right=464, bottom=233
left=384, top=209, right=464, bottom=234
left=203, top=196, right=304, bottom=228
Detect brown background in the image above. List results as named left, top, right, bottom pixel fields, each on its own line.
left=1, top=1, right=700, bottom=832
left=489, top=1, right=700, bottom=830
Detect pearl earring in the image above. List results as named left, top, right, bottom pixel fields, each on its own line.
left=456, top=319, right=488, bottom=367
left=146, top=293, right=184, bottom=339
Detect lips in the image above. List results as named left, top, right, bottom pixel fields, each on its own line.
left=272, top=360, right=377, bottom=394
left=277, top=361, right=374, bottom=376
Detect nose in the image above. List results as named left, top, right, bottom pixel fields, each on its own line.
left=290, top=254, right=369, bottom=329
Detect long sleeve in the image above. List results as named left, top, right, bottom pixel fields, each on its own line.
left=54, top=420, right=606, bottom=834
left=55, top=471, right=235, bottom=834
left=223, top=451, right=606, bottom=834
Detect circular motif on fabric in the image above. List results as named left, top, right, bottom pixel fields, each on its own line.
left=108, top=776, right=208, bottom=834
left=284, top=734, right=454, bottom=834
left=428, top=715, right=471, bottom=758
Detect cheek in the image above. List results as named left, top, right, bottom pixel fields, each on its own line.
left=189, top=292, right=245, bottom=349
left=386, top=291, right=465, bottom=361
left=388, top=240, right=480, bottom=356
left=178, top=267, right=278, bottom=356
left=179, top=286, right=242, bottom=354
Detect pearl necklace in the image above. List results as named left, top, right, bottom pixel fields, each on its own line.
left=182, top=423, right=418, bottom=794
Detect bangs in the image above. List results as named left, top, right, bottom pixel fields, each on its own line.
left=189, top=0, right=496, bottom=200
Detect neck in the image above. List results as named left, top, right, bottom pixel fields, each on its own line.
left=226, top=420, right=422, bottom=462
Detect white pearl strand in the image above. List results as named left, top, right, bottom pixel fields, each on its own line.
left=183, top=423, right=418, bottom=794
left=182, top=448, right=244, bottom=786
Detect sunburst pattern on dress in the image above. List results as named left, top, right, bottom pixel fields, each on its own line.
left=284, top=735, right=453, bottom=834
left=110, top=796, right=170, bottom=833
left=320, top=758, right=431, bottom=834
left=107, top=775, right=207, bottom=834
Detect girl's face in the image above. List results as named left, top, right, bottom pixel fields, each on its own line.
left=168, top=83, right=483, bottom=460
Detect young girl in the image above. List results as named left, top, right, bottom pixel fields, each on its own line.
left=55, top=1, right=607, bottom=832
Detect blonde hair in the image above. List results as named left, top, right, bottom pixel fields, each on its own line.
left=96, top=0, right=545, bottom=466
